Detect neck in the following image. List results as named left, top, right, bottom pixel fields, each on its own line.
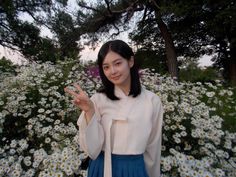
left=117, top=84, right=130, bottom=96
left=115, top=75, right=131, bottom=96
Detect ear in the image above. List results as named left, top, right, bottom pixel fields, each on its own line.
left=129, top=56, right=134, bottom=68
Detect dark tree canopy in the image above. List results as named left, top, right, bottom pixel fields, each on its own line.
left=77, top=0, right=179, bottom=79
left=0, top=0, right=53, bottom=49
left=0, top=0, right=82, bottom=63
left=76, top=0, right=236, bottom=85
left=130, top=0, right=236, bottom=85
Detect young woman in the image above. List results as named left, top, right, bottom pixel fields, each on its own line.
left=65, top=40, right=163, bottom=177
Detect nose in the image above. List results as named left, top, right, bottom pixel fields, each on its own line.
left=110, top=66, right=116, bottom=74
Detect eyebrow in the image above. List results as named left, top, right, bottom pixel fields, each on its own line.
left=102, top=58, right=122, bottom=65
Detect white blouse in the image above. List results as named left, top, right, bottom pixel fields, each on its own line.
left=77, top=86, right=163, bottom=177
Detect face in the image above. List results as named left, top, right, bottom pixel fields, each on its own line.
left=102, top=51, right=134, bottom=89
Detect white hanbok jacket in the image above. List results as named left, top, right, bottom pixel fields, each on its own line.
left=77, top=86, right=163, bottom=177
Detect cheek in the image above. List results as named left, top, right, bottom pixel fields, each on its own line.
left=103, top=70, right=110, bottom=78
left=123, top=65, right=131, bottom=73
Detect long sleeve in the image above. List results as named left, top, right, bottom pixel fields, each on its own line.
left=77, top=95, right=104, bottom=160
left=144, top=96, right=164, bottom=177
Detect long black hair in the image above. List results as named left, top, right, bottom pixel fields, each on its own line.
left=97, top=40, right=141, bottom=100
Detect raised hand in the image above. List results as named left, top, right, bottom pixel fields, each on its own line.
left=64, top=83, right=95, bottom=122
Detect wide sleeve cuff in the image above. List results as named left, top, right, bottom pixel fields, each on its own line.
left=77, top=111, right=104, bottom=160
left=144, top=95, right=164, bottom=177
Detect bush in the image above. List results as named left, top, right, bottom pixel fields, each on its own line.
left=0, top=61, right=235, bottom=177
left=0, top=57, right=17, bottom=81
left=179, top=60, right=220, bottom=83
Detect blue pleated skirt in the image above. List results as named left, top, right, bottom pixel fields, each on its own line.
left=87, top=151, right=149, bottom=177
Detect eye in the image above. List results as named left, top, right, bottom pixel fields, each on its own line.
left=103, top=65, right=109, bottom=71
left=115, top=62, right=121, bottom=66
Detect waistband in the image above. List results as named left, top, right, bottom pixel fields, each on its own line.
left=99, top=151, right=144, bottom=160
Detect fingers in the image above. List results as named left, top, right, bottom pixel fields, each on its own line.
left=64, top=83, right=87, bottom=98
left=65, top=84, right=93, bottom=112
left=66, top=89, right=82, bottom=107
left=73, top=83, right=84, bottom=93
left=73, top=99, right=80, bottom=105
left=64, top=87, right=79, bottom=98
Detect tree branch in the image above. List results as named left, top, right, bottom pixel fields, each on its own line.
left=21, top=5, right=53, bottom=30
left=79, top=0, right=143, bottom=20
left=111, top=0, right=142, bottom=15
left=112, top=23, right=120, bottom=35
left=0, top=42, right=21, bottom=52
left=78, top=2, right=101, bottom=13
left=141, top=6, right=148, bottom=23
left=150, top=0, right=161, bottom=10
left=104, top=0, right=112, bottom=14
left=0, top=22, right=12, bottom=31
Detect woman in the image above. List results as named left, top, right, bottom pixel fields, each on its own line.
left=65, top=40, right=163, bottom=177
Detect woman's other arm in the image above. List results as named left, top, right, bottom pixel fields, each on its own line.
left=144, top=95, right=164, bottom=177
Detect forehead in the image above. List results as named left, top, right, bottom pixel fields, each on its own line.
left=103, top=51, right=125, bottom=64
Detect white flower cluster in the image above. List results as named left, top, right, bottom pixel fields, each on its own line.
left=38, top=146, right=82, bottom=177
left=162, top=148, right=226, bottom=177
left=0, top=60, right=90, bottom=176
left=0, top=61, right=235, bottom=176
left=141, top=69, right=236, bottom=177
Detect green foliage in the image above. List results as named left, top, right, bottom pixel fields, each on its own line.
left=10, top=21, right=60, bottom=63
left=0, top=0, right=83, bottom=62
left=0, top=0, right=54, bottom=52
left=179, top=66, right=220, bottom=83
left=0, top=56, right=16, bottom=74
left=33, top=38, right=60, bottom=63
left=49, top=11, right=82, bottom=60
left=222, top=88, right=236, bottom=130
left=135, top=49, right=168, bottom=74
left=199, top=83, right=236, bottom=132
left=130, top=0, right=236, bottom=85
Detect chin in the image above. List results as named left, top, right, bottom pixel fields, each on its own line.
left=111, top=81, right=120, bottom=85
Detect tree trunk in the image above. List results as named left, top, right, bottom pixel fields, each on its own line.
left=155, top=13, right=178, bottom=79
left=229, top=44, right=236, bottom=86
left=229, top=62, right=236, bottom=86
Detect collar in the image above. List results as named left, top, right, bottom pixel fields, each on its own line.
left=114, top=86, right=130, bottom=99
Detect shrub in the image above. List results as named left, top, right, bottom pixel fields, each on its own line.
left=0, top=61, right=235, bottom=177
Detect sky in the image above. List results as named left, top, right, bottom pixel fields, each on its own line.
left=0, top=44, right=214, bottom=67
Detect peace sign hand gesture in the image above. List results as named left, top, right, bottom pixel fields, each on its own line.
left=64, top=83, right=95, bottom=122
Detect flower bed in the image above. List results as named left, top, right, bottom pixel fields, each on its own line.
left=0, top=60, right=235, bottom=177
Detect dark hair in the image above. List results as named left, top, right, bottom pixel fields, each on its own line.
left=97, top=40, right=141, bottom=100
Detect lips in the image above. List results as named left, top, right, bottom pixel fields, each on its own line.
left=111, top=75, right=121, bottom=80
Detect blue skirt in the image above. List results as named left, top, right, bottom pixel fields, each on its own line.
left=87, top=151, right=149, bottom=177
